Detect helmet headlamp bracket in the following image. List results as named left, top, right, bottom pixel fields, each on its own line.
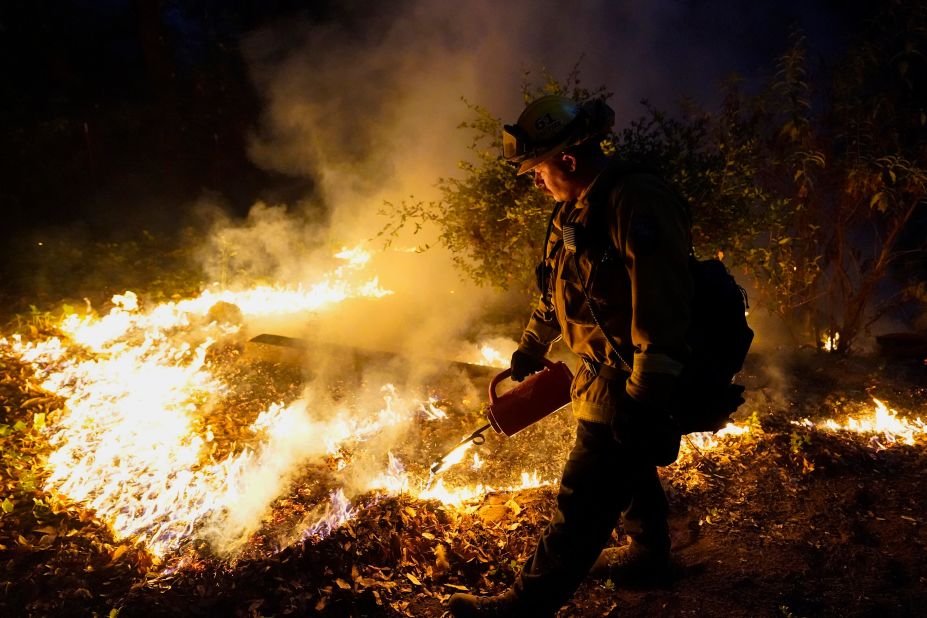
left=503, top=123, right=530, bottom=160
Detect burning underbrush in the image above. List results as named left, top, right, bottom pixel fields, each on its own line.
left=0, top=248, right=570, bottom=564
left=1, top=248, right=925, bottom=616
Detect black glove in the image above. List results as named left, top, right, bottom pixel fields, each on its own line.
left=510, top=350, right=546, bottom=382
left=675, top=382, right=747, bottom=434
left=611, top=391, right=681, bottom=467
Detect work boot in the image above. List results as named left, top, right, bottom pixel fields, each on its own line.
left=448, top=589, right=556, bottom=618
left=589, top=542, right=670, bottom=583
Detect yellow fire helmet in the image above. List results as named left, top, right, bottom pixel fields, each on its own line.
left=503, top=95, right=615, bottom=175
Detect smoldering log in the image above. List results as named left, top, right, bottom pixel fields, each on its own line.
left=244, top=333, right=499, bottom=383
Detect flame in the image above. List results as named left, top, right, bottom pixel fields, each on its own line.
left=302, top=489, right=356, bottom=540
left=682, top=422, right=753, bottom=452
left=479, top=345, right=508, bottom=368
left=821, top=331, right=840, bottom=352
left=54, top=250, right=390, bottom=351
left=430, top=438, right=477, bottom=475
left=334, top=245, right=372, bottom=267
left=420, top=398, right=448, bottom=420
left=794, top=397, right=926, bottom=449
left=4, top=236, right=552, bottom=562
left=416, top=478, right=488, bottom=504
left=12, top=236, right=921, bottom=566
left=413, top=470, right=548, bottom=506
left=367, top=452, right=410, bottom=494
left=458, top=338, right=515, bottom=368
left=2, top=247, right=406, bottom=559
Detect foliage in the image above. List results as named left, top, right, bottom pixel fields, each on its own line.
left=730, top=8, right=927, bottom=352
left=611, top=94, right=787, bottom=265
left=618, top=15, right=927, bottom=352
left=723, top=33, right=829, bottom=340
left=376, top=64, right=807, bottom=317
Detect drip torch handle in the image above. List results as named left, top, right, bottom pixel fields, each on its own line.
left=466, top=422, right=492, bottom=445
left=489, top=358, right=556, bottom=404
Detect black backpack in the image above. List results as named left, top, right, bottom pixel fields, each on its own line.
left=569, top=238, right=754, bottom=435
left=673, top=257, right=754, bottom=433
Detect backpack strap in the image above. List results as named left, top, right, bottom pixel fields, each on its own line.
left=571, top=162, right=686, bottom=378
left=572, top=252, right=633, bottom=373
left=537, top=201, right=564, bottom=302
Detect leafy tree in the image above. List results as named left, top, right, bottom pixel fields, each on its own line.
left=722, top=33, right=830, bottom=342
left=817, top=2, right=927, bottom=352
left=379, top=71, right=783, bottom=311
left=730, top=6, right=927, bottom=353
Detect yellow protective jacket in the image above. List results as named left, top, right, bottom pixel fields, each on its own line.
left=517, top=160, right=694, bottom=424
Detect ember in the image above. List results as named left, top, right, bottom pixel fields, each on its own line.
left=821, top=331, right=840, bottom=352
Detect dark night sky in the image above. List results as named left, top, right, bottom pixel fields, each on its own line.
left=0, top=0, right=879, bottom=266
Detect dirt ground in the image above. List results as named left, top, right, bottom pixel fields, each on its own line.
left=1, top=348, right=925, bottom=617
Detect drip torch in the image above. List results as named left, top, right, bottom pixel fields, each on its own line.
left=429, top=359, right=573, bottom=474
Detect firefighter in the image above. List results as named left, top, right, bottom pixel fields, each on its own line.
left=449, top=95, right=693, bottom=617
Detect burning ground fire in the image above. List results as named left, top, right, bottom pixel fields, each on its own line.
left=2, top=246, right=403, bottom=559
left=0, top=245, right=560, bottom=565
left=680, top=397, right=926, bottom=456
left=2, top=246, right=926, bottom=570
left=792, top=398, right=927, bottom=450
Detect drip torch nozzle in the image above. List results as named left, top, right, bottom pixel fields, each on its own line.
left=429, top=422, right=492, bottom=474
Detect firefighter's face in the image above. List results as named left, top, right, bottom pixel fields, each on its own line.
left=533, top=155, right=584, bottom=202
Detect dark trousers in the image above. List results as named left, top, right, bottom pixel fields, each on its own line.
left=514, top=420, right=670, bottom=610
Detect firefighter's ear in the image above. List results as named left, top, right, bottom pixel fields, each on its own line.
left=561, top=153, right=578, bottom=173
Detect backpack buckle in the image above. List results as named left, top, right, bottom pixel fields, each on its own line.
left=582, top=356, right=599, bottom=377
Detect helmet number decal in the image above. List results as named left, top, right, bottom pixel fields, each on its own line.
left=534, top=113, right=562, bottom=137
